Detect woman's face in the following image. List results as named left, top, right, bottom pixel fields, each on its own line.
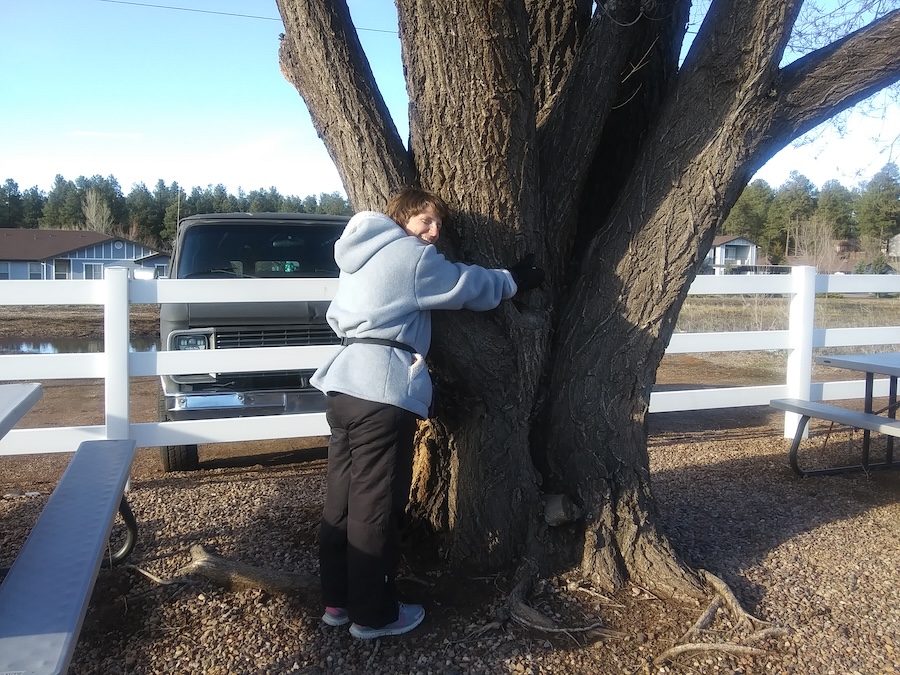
left=402, top=204, right=442, bottom=244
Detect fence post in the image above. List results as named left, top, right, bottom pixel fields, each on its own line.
left=784, top=265, right=816, bottom=438
left=104, top=267, right=131, bottom=440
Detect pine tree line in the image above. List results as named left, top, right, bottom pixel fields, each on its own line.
left=721, top=162, right=900, bottom=265
left=0, top=174, right=353, bottom=251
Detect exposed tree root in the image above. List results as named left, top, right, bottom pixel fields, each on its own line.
left=654, top=642, right=768, bottom=664
left=496, top=558, right=626, bottom=640
left=504, top=558, right=557, bottom=630
left=653, top=569, right=790, bottom=667
left=565, top=580, right=624, bottom=607
left=679, top=595, right=722, bottom=642
left=697, top=569, right=765, bottom=632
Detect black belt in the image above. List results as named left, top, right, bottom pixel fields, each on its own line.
left=340, top=337, right=417, bottom=354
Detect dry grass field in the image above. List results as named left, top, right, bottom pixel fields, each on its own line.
left=676, top=292, right=900, bottom=334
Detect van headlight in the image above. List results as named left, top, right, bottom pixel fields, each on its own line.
left=170, top=332, right=211, bottom=350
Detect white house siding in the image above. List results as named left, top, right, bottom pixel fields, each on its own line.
left=708, top=237, right=758, bottom=275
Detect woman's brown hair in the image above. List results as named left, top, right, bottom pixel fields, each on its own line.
left=385, top=188, right=451, bottom=226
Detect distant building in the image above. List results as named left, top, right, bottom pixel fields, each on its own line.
left=0, top=229, right=169, bottom=280
left=888, top=233, right=900, bottom=259
left=703, top=235, right=758, bottom=275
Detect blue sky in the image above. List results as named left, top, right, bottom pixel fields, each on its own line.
left=1, top=0, right=897, bottom=199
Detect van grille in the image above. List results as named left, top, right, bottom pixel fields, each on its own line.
left=214, top=326, right=339, bottom=349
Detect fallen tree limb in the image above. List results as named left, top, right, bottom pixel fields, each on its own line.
left=176, top=544, right=319, bottom=595
left=126, top=564, right=199, bottom=587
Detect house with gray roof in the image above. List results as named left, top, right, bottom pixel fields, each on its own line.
left=0, top=228, right=169, bottom=280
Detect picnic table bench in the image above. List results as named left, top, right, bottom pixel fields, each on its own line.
left=0, top=382, right=139, bottom=674
left=770, top=398, right=899, bottom=477
left=0, top=382, right=43, bottom=440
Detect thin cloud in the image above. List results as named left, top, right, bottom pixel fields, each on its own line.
left=69, top=130, right=142, bottom=139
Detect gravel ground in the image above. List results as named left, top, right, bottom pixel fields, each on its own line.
left=2, top=406, right=899, bottom=674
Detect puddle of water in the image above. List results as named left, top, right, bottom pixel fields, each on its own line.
left=0, top=337, right=160, bottom=354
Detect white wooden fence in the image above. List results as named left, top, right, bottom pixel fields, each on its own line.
left=1, top=266, right=899, bottom=457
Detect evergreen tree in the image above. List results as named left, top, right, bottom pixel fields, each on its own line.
left=721, top=179, right=773, bottom=240
left=1, top=179, right=24, bottom=229
left=817, top=179, right=857, bottom=240
left=21, top=186, right=45, bottom=228
left=41, top=175, right=83, bottom=228
left=856, top=162, right=900, bottom=245
left=316, top=191, right=353, bottom=215
left=211, top=184, right=238, bottom=213
left=125, top=183, right=160, bottom=242
left=764, top=172, right=818, bottom=259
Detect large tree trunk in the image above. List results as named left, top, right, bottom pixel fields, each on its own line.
left=277, top=0, right=900, bottom=600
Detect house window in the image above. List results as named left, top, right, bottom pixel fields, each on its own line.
left=28, top=262, right=42, bottom=280
left=155, top=263, right=168, bottom=278
left=0, top=262, right=8, bottom=280
left=54, top=259, right=71, bottom=280
left=84, top=263, right=104, bottom=280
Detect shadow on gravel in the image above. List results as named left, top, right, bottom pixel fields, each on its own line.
left=649, top=405, right=784, bottom=445
left=37, top=402, right=900, bottom=673
left=650, top=410, right=900, bottom=613
left=199, top=444, right=328, bottom=471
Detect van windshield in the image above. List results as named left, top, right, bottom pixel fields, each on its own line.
left=177, top=223, right=341, bottom=279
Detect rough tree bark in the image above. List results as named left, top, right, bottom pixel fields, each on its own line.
left=276, top=0, right=900, bottom=603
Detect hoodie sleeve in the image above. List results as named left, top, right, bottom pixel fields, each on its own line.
left=413, top=245, right=517, bottom=311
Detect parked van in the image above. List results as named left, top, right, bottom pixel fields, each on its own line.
left=158, top=212, right=347, bottom=471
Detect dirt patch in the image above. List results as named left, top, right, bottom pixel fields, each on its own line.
left=0, top=304, right=160, bottom=340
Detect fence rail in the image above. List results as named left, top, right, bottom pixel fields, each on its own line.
left=1, top=266, right=899, bottom=457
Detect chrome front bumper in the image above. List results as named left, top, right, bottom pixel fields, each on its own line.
left=162, top=388, right=327, bottom=421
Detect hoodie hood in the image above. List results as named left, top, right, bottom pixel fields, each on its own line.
left=333, top=211, right=408, bottom=274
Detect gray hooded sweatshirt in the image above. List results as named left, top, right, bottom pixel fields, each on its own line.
left=310, top=211, right=517, bottom=418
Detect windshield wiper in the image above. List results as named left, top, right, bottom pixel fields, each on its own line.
left=182, top=268, right=256, bottom=279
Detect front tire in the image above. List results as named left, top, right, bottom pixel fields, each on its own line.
left=157, top=384, right=200, bottom=472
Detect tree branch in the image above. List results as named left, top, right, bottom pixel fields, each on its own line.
left=773, top=9, right=900, bottom=142
left=536, top=2, right=642, bottom=281
left=275, top=0, right=415, bottom=209
left=681, top=0, right=801, bottom=82
left=526, top=0, right=593, bottom=118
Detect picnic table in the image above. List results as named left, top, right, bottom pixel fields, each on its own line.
left=770, top=352, right=900, bottom=477
left=816, top=352, right=900, bottom=459
left=0, top=381, right=138, bottom=675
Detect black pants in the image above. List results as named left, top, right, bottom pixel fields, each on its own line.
left=319, top=392, right=418, bottom=627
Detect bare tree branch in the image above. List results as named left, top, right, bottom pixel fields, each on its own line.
left=276, top=0, right=414, bottom=209
left=82, top=189, right=115, bottom=234
left=774, top=9, right=900, bottom=141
